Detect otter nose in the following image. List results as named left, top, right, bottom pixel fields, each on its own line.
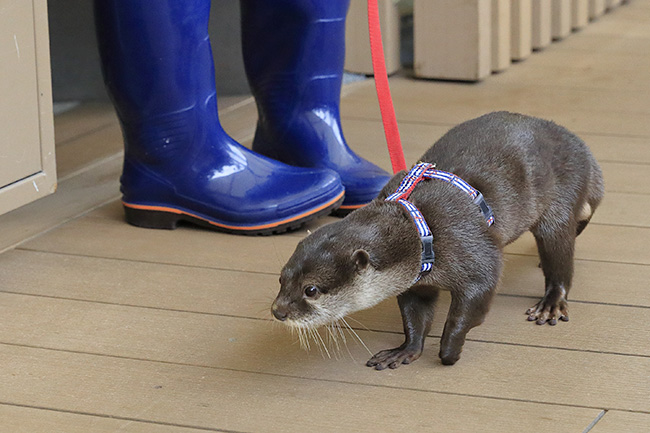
left=271, top=302, right=288, bottom=321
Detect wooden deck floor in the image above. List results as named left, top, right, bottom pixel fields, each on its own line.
left=1, top=3, right=649, bottom=432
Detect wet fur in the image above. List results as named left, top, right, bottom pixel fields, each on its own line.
left=273, top=112, right=604, bottom=368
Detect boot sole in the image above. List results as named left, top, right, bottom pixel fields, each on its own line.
left=122, top=191, right=345, bottom=236
left=332, top=202, right=367, bottom=217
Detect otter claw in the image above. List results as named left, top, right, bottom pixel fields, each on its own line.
left=366, top=346, right=421, bottom=371
left=526, top=293, right=569, bottom=326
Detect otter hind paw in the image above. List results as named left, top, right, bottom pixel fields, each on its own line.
left=526, top=294, right=569, bottom=326
left=366, top=346, right=422, bottom=371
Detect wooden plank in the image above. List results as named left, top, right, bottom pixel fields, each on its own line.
left=600, top=161, right=649, bottom=195
left=553, top=33, right=649, bottom=55
left=572, top=0, right=590, bottom=29
left=342, top=122, right=650, bottom=198
left=590, top=0, right=607, bottom=19
left=0, top=345, right=603, bottom=433
left=1, top=314, right=648, bottom=412
left=589, top=410, right=650, bottom=433
left=55, top=123, right=123, bottom=181
left=605, top=0, right=623, bottom=9
left=413, top=0, right=492, bottom=81
left=17, top=212, right=305, bottom=274
left=485, top=49, right=650, bottom=91
left=5, top=236, right=650, bottom=312
left=340, top=119, right=650, bottom=168
left=216, top=96, right=258, bottom=145
left=532, top=0, right=552, bottom=50
left=0, top=404, right=208, bottom=433
left=491, top=0, right=512, bottom=72
left=552, top=0, right=572, bottom=39
left=0, top=156, right=121, bottom=254
left=578, top=4, right=650, bottom=38
left=4, top=222, right=650, bottom=311
left=0, top=249, right=281, bottom=316
left=510, top=0, right=532, bottom=60
left=499, top=253, right=650, bottom=307
left=340, top=77, right=650, bottom=137
left=505, top=226, right=650, bottom=266
left=17, top=199, right=649, bottom=278
left=356, top=292, right=650, bottom=357
left=2, top=282, right=649, bottom=360
left=591, top=191, right=650, bottom=228
left=54, top=103, right=118, bottom=145
left=344, top=0, right=401, bottom=75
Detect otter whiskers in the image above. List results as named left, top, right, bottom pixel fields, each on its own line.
left=286, top=311, right=372, bottom=361
left=339, top=317, right=372, bottom=356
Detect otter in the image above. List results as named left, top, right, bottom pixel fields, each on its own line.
left=271, top=112, right=604, bottom=370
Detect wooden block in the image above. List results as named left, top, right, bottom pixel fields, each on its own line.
left=344, top=0, right=401, bottom=75
left=572, top=0, right=590, bottom=29
left=414, top=0, right=492, bottom=81
left=590, top=0, right=607, bottom=19
left=491, top=0, right=512, bottom=72
left=532, top=0, right=552, bottom=49
left=510, top=0, right=532, bottom=60
left=552, top=0, right=572, bottom=39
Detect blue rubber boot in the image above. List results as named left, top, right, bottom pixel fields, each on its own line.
left=94, top=0, right=344, bottom=234
left=240, top=0, right=391, bottom=214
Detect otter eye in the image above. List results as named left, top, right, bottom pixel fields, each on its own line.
left=304, top=285, right=319, bottom=298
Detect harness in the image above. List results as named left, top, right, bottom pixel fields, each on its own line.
left=385, top=162, right=495, bottom=282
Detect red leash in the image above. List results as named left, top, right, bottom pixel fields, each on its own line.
left=367, top=0, right=407, bottom=174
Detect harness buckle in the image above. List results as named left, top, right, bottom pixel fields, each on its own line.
left=473, top=192, right=494, bottom=225
left=420, top=234, right=435, bottom=265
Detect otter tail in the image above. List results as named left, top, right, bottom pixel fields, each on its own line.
left=576, top=155, right=605, bottom=237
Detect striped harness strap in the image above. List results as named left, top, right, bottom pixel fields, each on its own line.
left=385, top=162, right=495, bottom=281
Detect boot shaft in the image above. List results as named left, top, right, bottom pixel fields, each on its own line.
left=241, top=0, right=350, bottom=112
left=94, top=0, right=217, bottom=123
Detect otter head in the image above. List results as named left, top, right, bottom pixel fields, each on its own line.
left=271, top=204, right=421, bottom=329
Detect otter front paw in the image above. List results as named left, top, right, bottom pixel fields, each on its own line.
left=526, top=289, right=569, bottom=325
left=366, top=345, right=422, bottom=370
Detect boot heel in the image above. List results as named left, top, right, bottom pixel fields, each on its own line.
left=123, top=205, right=181, bottom=230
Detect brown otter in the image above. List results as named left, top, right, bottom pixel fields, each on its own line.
left=271, top=111, right=604, bottom=369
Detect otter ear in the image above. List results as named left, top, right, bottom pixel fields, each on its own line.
left=352, top=249, right=370, bottom=272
